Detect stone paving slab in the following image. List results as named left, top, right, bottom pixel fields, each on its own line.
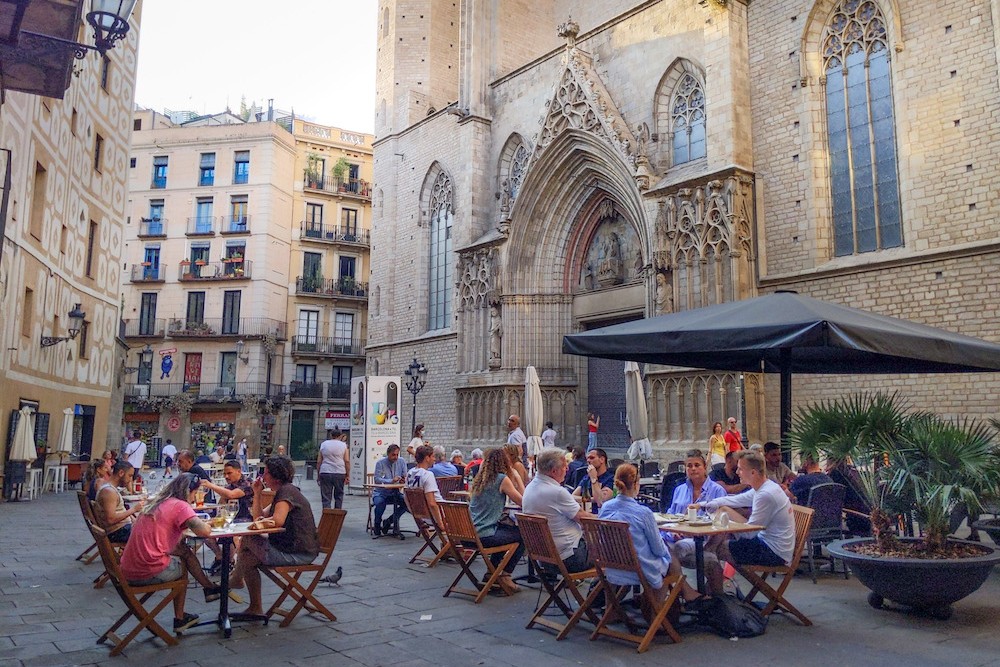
left=2, top=481, right=999, bottom=667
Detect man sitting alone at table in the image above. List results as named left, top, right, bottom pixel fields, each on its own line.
left=373, top=444, right=409, bottom=535
left=572, top=448, right=614, bottom=515
left=94, top=460, right=144, bottom=543
left=698, top=450, right=796, bottom=578
left=522, top=447, right=593, bottom=573
left=429, top=445, right=459, bottom=477
left=664, top=450, right=728, bottom=594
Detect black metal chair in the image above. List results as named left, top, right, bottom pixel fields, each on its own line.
left=803, top=482, right=848, bottom=583
left=566, top=466, right=588, bottom=490
left=639, top=461, right=660, bottom=477
left=657, top=472, right=688, bottom=513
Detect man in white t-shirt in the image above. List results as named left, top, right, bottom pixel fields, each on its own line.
left=161, top=439, right=178, bottom=478
left=406, top=444, right=443, bottom=527
left=507, top=414, right=527, bottom=461
left=237, top=438, right=248, bottom=471
left=541, top=421, right=557, bottom=448
left=123, top=433, right=147, bottom=485
left=699, top=450, right=795, bottom=582
left=317, top=429, right=350, bottom=509
left=522, top=448, right=592, bottom=572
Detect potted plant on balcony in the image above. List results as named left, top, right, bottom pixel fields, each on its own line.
left=304, top=153, right=322, bottom=188
left=332, top=157, right=350, bottom=190
left=790, top=392, right=1000, bottom=620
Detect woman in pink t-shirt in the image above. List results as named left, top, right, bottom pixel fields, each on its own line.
left=120, top=473, right=221, bottom=632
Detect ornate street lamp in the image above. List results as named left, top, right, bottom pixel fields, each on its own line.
left=40, top=303, right=86, bottom=347
left=123, top=343, right=152, bottom=374
left=235, top=339, right=249, bottom=364
left=403, top=357, right=428, bottom=437
left=21, top=0, right=137, bottom=58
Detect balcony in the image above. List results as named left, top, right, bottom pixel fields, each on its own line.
left=166, top=317, right=286, bottom=340
left=122, top=318, right=166, bottom=338
left=178, top=260, right=251, bottom=281
left=288, top=381, right=325, bottom=401
left=220, top=215, right=251, bottom=235
left=129, top=264, right=166, bottom=283
left=124, top=381, right=287, bottom=403
left=328, top=383, right=351, bottom=401
left=302, top=176, right=371, bottom=201
left=137, top=219, right=167, bottom=238
left=299, top=221, right=370, bottom=246
left=291, top=336, right=365, bottom=358
left=186, top=216, right=216, bottom=236
left=295, top=277, right=368, bottom=300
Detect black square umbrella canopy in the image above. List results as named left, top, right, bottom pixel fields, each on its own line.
left=562, top=291, right=1000, bottom=440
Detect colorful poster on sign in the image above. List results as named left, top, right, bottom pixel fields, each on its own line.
left=183, top=353, right=202, bottom=394
left=348, top=376, right=401, bottom=490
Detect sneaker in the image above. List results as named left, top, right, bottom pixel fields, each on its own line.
left=207, top=559, right=222, bottom=576
left=204, top=586, right=222, bottom=603
left=173, top=612, right=199, bottom=632
left=381, top=518, right=394, bottom=535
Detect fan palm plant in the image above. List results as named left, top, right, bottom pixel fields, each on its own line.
left=788, top=391, right=908, bottom=552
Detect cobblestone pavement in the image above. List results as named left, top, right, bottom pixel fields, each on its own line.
left=2, top=479, right=999, bottom=667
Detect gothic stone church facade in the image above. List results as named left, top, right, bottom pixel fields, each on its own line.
left=369, top=0, right=1000, bottom=456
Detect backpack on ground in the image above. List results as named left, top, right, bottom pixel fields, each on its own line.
left=695, top=594, right=768, bottom=638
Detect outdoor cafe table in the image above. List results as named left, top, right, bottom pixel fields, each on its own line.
left=656, top=517, right=763, bottom=593
left=185, top=522, right=284, bottom=637
left=364, top=482, right=406, bottom=538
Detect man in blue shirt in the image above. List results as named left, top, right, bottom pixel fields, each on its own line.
left=666, top=449, right=728, bottom=594
left=428, top=445, right=459, bottom=477
left=373, top=444, right=409, bottom=535
left=573, top=448, right=614, bottom=514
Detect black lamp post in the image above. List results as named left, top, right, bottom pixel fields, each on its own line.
left=403, top=357, right=428, bottom=437
left=40, top=303, right=86, bottom=347
left=21, top=0, right=138, bottom=59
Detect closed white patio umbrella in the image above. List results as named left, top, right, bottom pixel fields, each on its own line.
left=625, top=362, right=652, bottom=460
left=9, top=406, right=37, bottom=462
left=55, top=408, right=75, bottom=460
left=524, top=366, right=544, bottom=456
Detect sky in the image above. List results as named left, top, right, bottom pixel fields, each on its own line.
left=134, top=0, right=378, bottom=134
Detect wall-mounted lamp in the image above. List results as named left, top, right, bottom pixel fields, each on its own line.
left=21, top=0, right=137, bottom=59
left=40, top=303, right=86, bottom=348
left=236, top=339, right=250, bottom=364
left=123, top=344, right=153, bottom=374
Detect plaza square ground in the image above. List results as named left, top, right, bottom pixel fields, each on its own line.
left=1, top=478, right=998, bottom=667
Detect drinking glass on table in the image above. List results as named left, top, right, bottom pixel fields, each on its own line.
left=226, top=500, right=240, bottom=527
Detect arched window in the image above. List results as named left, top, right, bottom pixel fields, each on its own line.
left=823, top=0, right=902, bottom=256
left=670, top=74, right=706, bottom=166
left=427, top=171, right=454, bottom=330
left=497, top=134, right=531, bottom=212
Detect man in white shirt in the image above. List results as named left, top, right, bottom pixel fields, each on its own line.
left=161, top=439, right=177, bottom=478
left=541, top=421, right=557, bottom=448
left=406, top=444, right=443, bottom=527
left=237, top=437, right=248, bottom=472
left=123, top=432, right=147, bottom=486
left=699, top=450, right=796, bottom=575
left=317, top=429, right=350, bottom=509
left=507, top=414, right=526, bottom=461
left=522, top=447, right=591, bottom=572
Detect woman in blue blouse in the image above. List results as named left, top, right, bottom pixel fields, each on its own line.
left=598, top=464, right=704, bottom=610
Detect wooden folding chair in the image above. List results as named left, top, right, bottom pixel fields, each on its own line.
left=259, top=508, right=346, bottom=627
left=90, top=523, right=187, bottom=656
left=517, top=513, right=600, bottom=638
left=403, top=486, right=450, bottom=567
left=439, top=500, right=519, bottom=603
left=78, top=492, right=127, bottom=589
left=734, top=504, right=814, bottom=625
left=580, top=515, right=683, bottom=653
left=436, top=475, right=463, bottom=499
left=75, top=491, right=100, bottom=564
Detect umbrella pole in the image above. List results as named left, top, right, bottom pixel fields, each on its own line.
left=780, top=349, right=792, bottom=465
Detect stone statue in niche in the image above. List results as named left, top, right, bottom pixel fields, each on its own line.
left=655, top=270, right=673, bottom=315
left=579, top=262, right=594, bottom=291
left=597, top=232, right=623, bottom=287
left=489, top=305, right=502, bottom=369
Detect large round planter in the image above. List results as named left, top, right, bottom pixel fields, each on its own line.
left=827, top=537, right=1000, bottom=619
left=972, top=518, right=1000, bottom=543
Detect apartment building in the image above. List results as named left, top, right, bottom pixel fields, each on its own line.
left=121, top=112, right=373, bottom=458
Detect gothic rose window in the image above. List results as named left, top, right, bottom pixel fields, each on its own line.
left=823, top=0, right=902, bottom=256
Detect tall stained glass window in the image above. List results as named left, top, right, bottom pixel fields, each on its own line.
left=671, top=74, right=706, bottom=166
left=823, top=0, right=902, bottom=256
left=427, top=172, right=454, bottom=331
